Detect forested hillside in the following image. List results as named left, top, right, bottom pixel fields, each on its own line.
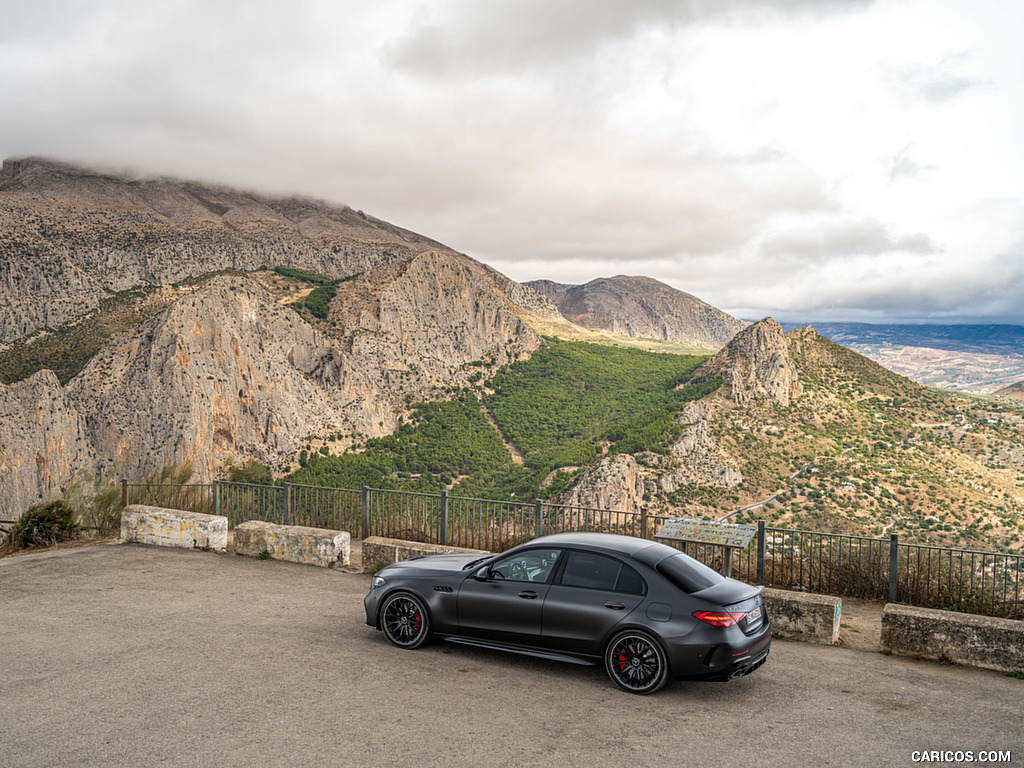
left=281, top=340, right=715, bottom=500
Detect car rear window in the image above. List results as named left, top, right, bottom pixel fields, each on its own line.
left=656, top=553, right=724, bottom=593
left=615, top=563, right=645, bottom=595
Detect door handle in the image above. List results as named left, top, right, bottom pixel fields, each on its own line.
left=518, top=590, right=538, bottom=599
left=604, top=601, right=625, bottom=610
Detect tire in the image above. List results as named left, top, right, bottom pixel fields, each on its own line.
left=604, top=630, right=670, bottom=695
left=380, top=592, right=431, bottom=649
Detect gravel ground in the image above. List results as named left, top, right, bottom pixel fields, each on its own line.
left=1, top=543, right=1021, bottom=768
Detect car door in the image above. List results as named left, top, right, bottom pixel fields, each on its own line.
left=541, top=550, right=646, bottom=656
left=456, top=548, right=563, bottom=647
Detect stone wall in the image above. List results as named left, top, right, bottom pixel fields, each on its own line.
left=121, top=505, right=228, bottom=552
left=233, top=520, right=350, bottom=568
left=881, top=603, right=1024, bottom=673
left=362, top=536, right=488, bottom=572
left=763, top=588, right=841, bottom=645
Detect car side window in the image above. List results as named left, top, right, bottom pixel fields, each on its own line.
left=560, top=551, right=622, bottom=591
left=489, top=549, right=562, bottom=583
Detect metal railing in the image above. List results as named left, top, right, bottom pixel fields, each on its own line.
left=121, top=480, right=1024, bottom=620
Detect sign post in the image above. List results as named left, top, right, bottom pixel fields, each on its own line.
left=654, top=518, right=758, bottom=577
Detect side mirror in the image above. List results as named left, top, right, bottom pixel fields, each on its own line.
left=474, top=565, right=490, bottom=581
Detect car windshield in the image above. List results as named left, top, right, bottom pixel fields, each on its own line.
left=656, top=553, right=724, bottom=593
left=462, top=556, right=494, bottom=571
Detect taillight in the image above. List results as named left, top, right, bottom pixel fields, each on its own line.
left=692, top=610, right=747, bottom=628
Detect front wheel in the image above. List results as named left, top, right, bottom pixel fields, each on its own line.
left=604, top=630, right=670, bottom=694
left=380, top=592, right=431, bottom=649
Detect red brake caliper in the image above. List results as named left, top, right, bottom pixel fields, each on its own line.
left=618, top=649, right=628, bottom=671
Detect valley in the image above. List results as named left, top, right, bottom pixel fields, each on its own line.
left=2, top=158, right=1022, bottom=555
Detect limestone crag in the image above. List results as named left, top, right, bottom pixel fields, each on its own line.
left=49, top=248, right=543, bottom=493
left=329, top=251, right=543, bottom=393
left=658, top=401, right=743, bottom=491
left=527, top=275, right=746, bottom=349
left=0, top=157, right=452, bottom=342
left=65, top=274, right=345, bottom=483
left=694, top=318, right=803, bottom=406
left=556, top=454, right=646, bottom=514
left=0, top=370, right=95, bottom=518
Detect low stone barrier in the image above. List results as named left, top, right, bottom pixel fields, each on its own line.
left=363, top=536, right=488, bottom=572
left=763, top=588, right=841, bottom=645
left=233, top=521, right=350, bottom=568
left=121, top=505, right=228, bottom=552
left=881, top=603, right=1024, bottom=673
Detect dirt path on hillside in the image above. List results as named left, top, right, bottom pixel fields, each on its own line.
left=478, top=398, right=525, bottom=466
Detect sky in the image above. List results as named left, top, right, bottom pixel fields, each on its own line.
left=2, top=0, right=1022, bottom=325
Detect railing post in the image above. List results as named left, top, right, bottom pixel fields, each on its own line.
left=756, top=519, right=766, bottom=586
left=534, top=497, right=543, bottom=540
left=362, top=486, right=370, bottom=539
left=640, top=505, right=649, bottom=538
left=888, top=532, right=899, bottom=603
left=213, top=480, right=220, bottom=517
left=121, top=478, right=127, bottom=509
left=284, top=483, right=292, bottom=526
left=440, top=490, right=449, bottom=546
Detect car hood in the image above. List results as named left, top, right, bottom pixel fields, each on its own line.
left=383, top=553, right=488, bottom=575
left=690, top=578, right=763, bottom=608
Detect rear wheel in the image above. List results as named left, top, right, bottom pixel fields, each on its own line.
left=381, top=592, right=431, bottom=649
left=604, top=630, right=669, bottom=695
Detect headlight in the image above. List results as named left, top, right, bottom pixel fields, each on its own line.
left=371, top=575, right=387, bottom=589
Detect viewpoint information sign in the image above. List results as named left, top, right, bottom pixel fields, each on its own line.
left=655, top=518, right=758, bottom=549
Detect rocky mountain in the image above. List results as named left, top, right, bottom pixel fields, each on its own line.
left=0, top=158, right=564, bottom=515
left=691, top=318, right=802, bottom=406
left=527, top=275, right=746, bottom=350
left=0, top=370, right=94, bottom=520
left=0, top=156, right=452, bottom=342
left=538, top=315, right=1024, bottom=550
left=1, top=245, right=546, bottom=515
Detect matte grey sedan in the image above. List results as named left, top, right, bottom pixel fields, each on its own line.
left=364, top=532, right=770, bottom=694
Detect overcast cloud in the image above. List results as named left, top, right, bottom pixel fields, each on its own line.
left=1, top=0, right=1022, bottom=324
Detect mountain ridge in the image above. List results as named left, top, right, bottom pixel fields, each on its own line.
left=527, top=274, right=746, bottom=350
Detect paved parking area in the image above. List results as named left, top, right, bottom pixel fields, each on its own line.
left=1, top=543, right=1021, bottom=768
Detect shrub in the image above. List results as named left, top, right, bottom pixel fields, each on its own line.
left=4, top=500, right=81, bottom=551
left=227, top=459, right=273, bottom=485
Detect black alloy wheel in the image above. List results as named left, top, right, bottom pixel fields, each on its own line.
left=604, top=630, right=669, bottom=694
left=381, top=593, right=431, bottom=649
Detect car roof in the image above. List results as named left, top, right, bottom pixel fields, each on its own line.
left=522, top=532, right=679, bottom=564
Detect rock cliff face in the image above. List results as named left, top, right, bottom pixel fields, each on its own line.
left=693, top=317, right=803, bottom=406
left=526, top=275, right=746, bottom=349
left=0, top=157, right=452, bottom=342
left=0, top=158, right=564, bottom=512
left=0, top=370, right=95, bottom=518
left=65, top=275, right=341, bottom=483
left=51, top=250, right=544, bottom=490
left=659, top=401, right=743, bottom=491
left=329, top=251, right=543, bottom=392
left=555, top=454, right=646, bottom=513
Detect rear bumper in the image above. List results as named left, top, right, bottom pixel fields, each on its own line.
left=668, top=617, right=772, bottom=681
